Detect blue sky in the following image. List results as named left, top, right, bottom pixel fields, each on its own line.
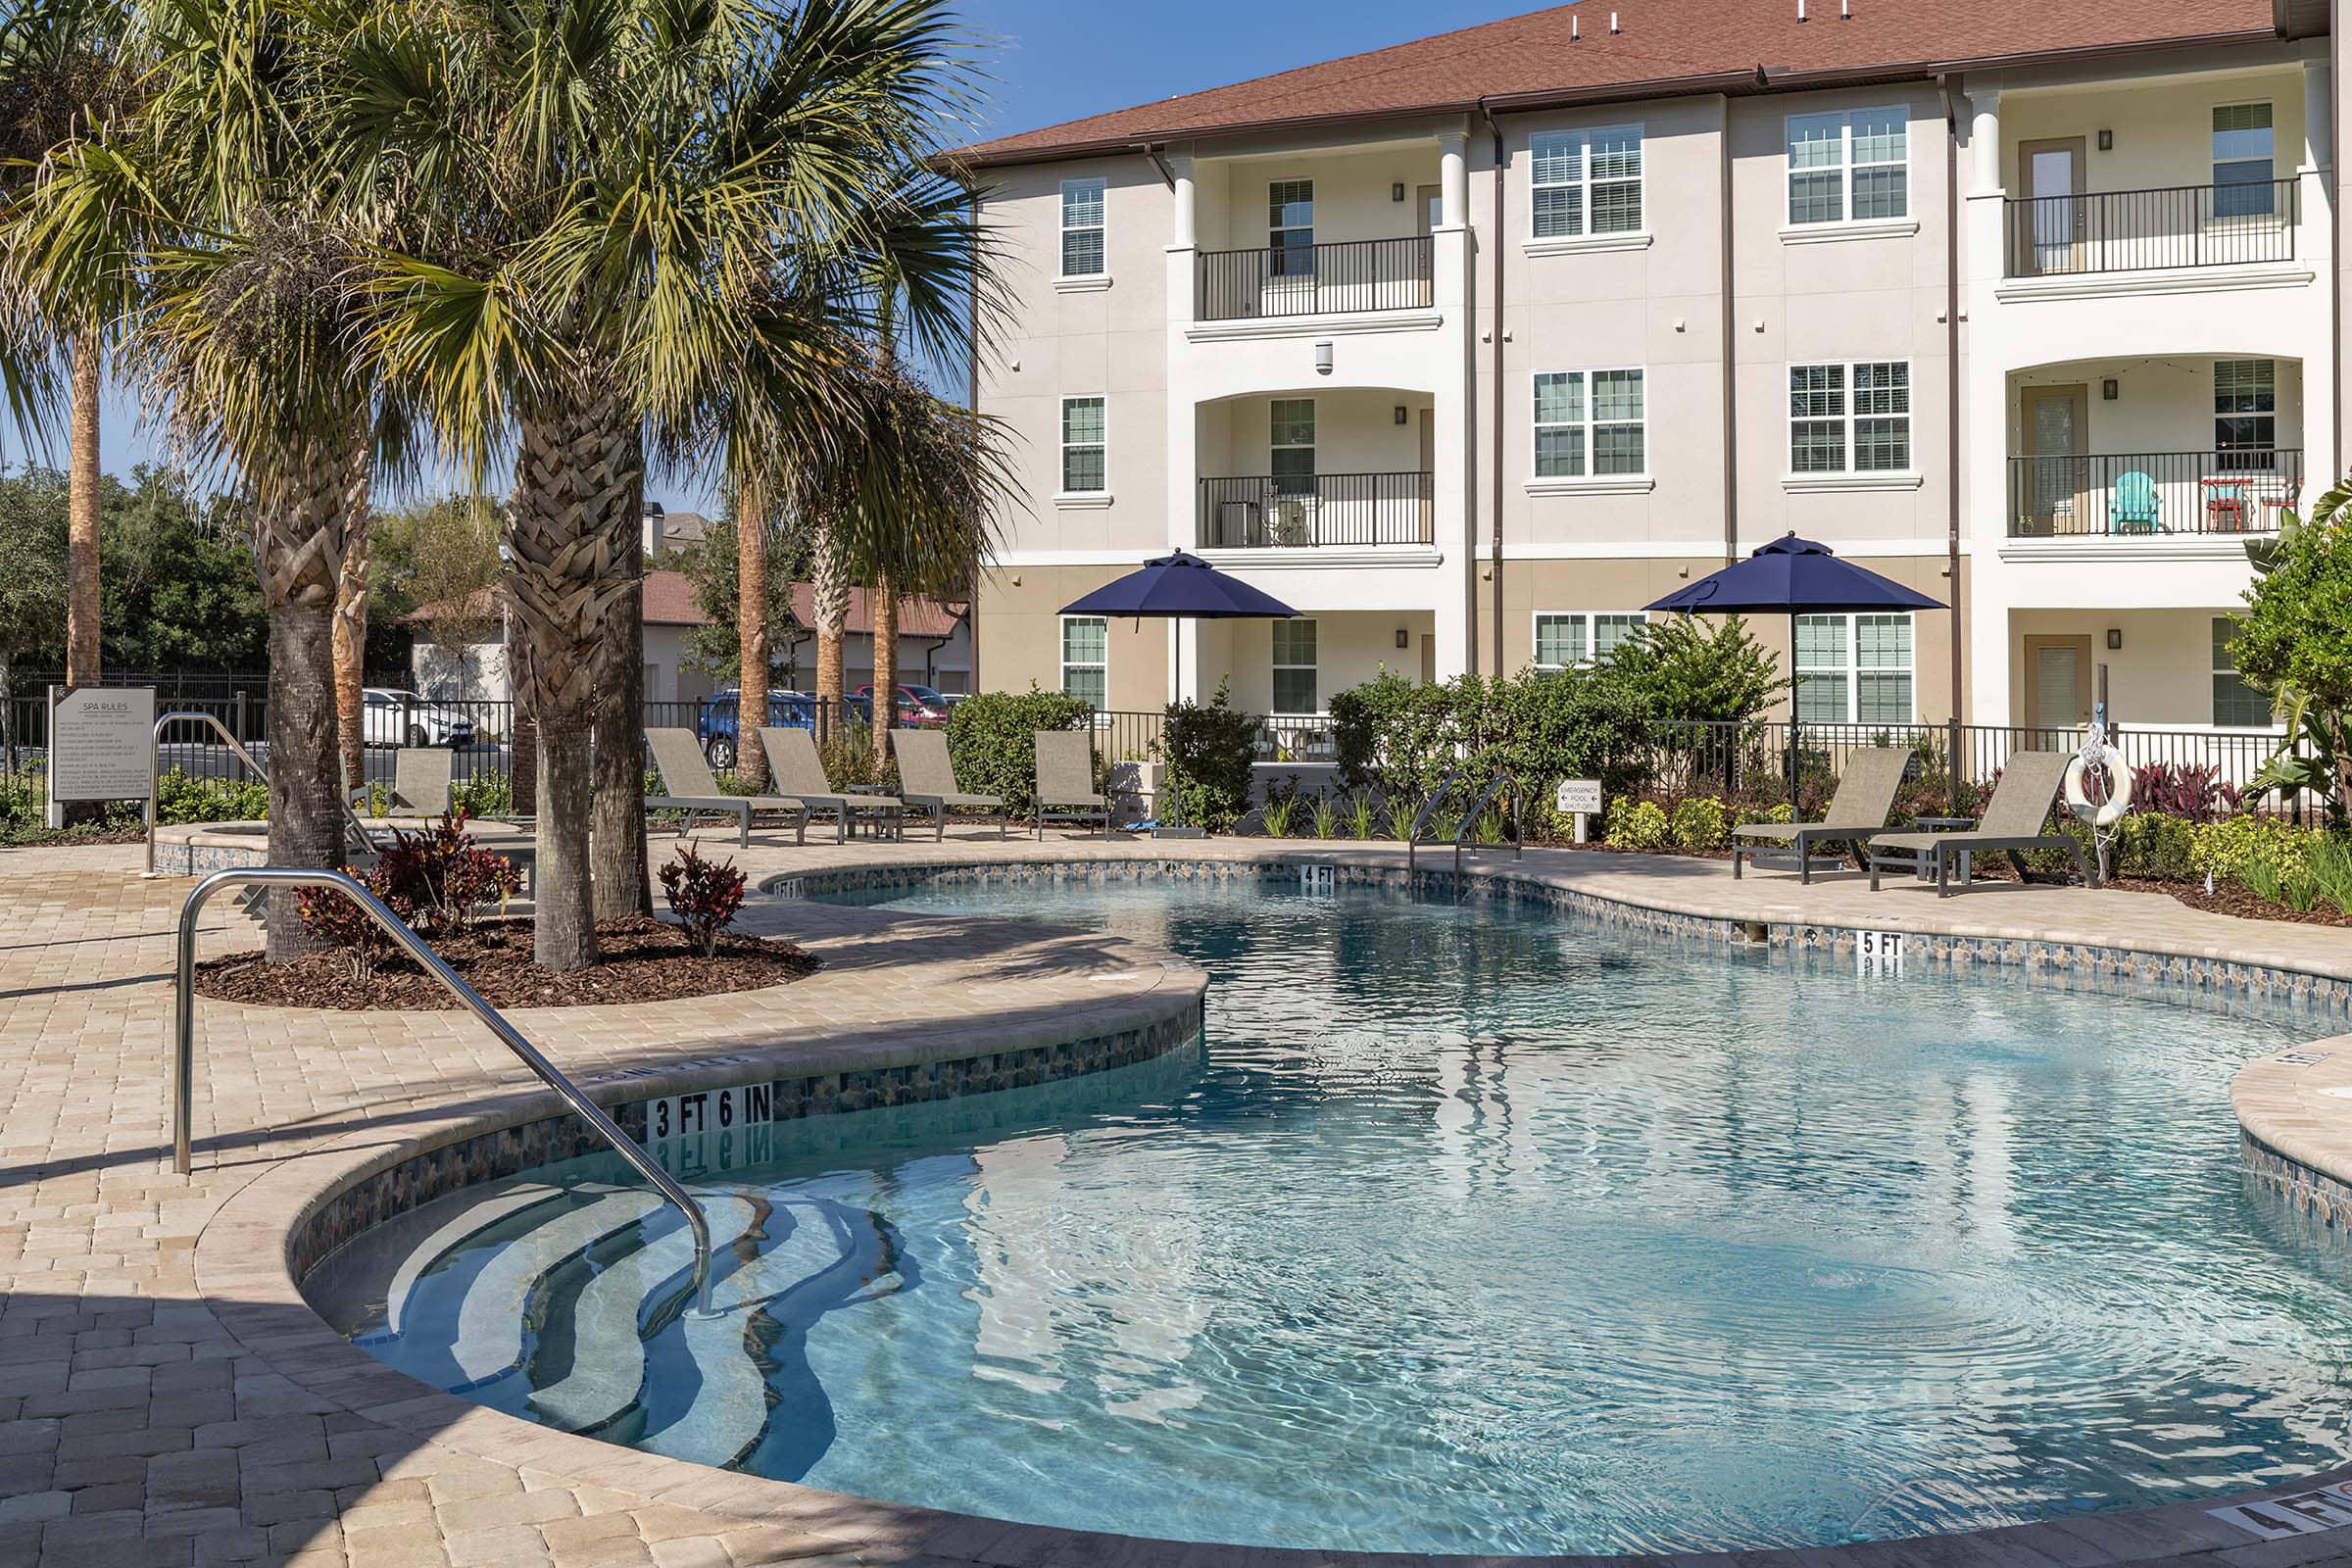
left=17, top=0, right=1543, bottom=513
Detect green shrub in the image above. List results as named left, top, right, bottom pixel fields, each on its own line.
left=1260, top=794, right=1298, bottom=837
left=1670, top=796, right=1730, bottom=852
left=1346, top=791, right=1377, bottom=841
left=2114, top=811, right=2197, bottom=881
left=155, top=768, right=270, bottom=825
left=1385, top=796, right=1417, bottom=843
left=2189, top=814, right=2312, bottom=886
left=1310, top=794, right=1341, bottom=840
left=451, top=770, right=514, bottom=818
left=1159, top=680, right=1262, bottom=834
left=1603, top=798, right=1669, bottom=851
left=945, top=688, right=1092, bottom=814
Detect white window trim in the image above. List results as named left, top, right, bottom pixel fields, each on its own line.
left=1787, top=359, right=1914, bottom=480
left=1529, top=124, right=1645, bottom=245
left=1058, top=177, right=1106, bottom=283
left=1270, top=617, right=1318, bottom=715
left=1532, top=368, right=1648, bottom=485
left=1784, top=106, right=1910, bottom=228
left=1532, top=611, right=1648, bottom=672
left=1059, top=395, right=1107, bottom=500
left=2210, top=101, right=2277, bottom=195
left=1059, top=614, right=1107, bottom=709
left=1794, top=612, right=1916, bottom=725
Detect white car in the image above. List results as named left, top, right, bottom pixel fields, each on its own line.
left=361, top=688, right=477, bottom=748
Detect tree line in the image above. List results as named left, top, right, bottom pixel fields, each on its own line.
left=0, top=0, right=1012, bottom=969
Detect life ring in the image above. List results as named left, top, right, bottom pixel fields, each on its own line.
left=2064, top=745, right=2132, bottom=827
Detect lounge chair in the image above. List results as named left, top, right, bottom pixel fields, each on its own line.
left=891, top=729, right=1008, bottom=841
left=643, top=728, right=810, bottom=847
left=350, top=747, right=454, bottom=818
left=757, top=726, right=906, bottom=843
left=1033, top=730, right=1111, bottom=839
left=1867, top=749, right=2094, bottom=897
left=1732, top=746, right=1913, bottom=884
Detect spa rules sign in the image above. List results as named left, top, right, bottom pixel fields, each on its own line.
left=47, top=686, right=156, bottom=823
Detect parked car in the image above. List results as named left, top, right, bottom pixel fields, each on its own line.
left=361, top=687, right=476, bottom=749
left=697, top=689, right=819, bottom=769
left=856, top=683, right=952, bottom=727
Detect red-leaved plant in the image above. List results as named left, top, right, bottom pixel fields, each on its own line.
left=659, top=844, right=748, bottom=957
left=297, top=862, right=411, bottom=982
left=373, top=811, right=523, bottom=937
left=2131, top=761, right=2242, bottom=824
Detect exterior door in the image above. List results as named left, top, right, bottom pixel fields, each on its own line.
left=2020, top=384, right=2088, bottom=536
left=1420, top=633, right=1438, bottom=685
left=2023, top=634, right=2092, bottom=732
left=2018, top=138, right=2086, bottom=275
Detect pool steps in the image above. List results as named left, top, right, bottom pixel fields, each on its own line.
left=450, top=1186, right=662, bottom=1384
left=383, top=1182, right=568, bottom=1336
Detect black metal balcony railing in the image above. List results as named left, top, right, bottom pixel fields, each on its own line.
left=2006, top=449, right=2302, bottom=538
left=2003, top=178, right=2299, bottom=277
left=1197, top=471, right=1435, bottom=549
left=1196, top=236, right=1434, bottom=321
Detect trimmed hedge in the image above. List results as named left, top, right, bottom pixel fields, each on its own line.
left=1159, top=681, right=1262, bottom=833
left=944, top=688, right=1093, bottom=814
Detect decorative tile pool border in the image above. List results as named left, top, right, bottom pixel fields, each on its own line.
left=2242, top=1129, right=2352, bottom=1231
left=290, top=999, right=1201, bottom=1283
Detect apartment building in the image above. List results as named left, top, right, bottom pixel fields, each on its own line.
left=958, top=0, right=2335, bottom=742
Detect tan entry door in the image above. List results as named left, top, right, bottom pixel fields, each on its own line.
left=2021, top=384, right=2088, bottom=536
left=2018, top=138, right=2086, bottom=275
left=2024, top=635, right=2092, bottom=731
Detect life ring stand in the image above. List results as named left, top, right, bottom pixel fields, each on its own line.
left=2064, top=745, right=2132, bottom=828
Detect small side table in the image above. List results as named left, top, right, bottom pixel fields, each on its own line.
left=1910, top=816, right=1977, bottom=884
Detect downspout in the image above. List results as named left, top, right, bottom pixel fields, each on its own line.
left=2334, top=0, right=2344, bottom=484
left=1720, top=93, right=1739, bottom=568
left=1939, top=74, right=1965, bottom=737
left=1481, top=99, right=1507, bottom=676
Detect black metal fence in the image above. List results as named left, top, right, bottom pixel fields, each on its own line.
left=1196, top=472, right=1435, bottom=549
left=1196, top=235, right=1433, bottom=321
left=2006, top=449, right=2302, bottom=538
left=2004, top=178, right=2299, bottom=277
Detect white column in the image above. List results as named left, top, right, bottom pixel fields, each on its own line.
left=1170, top=155, right=1197, bottom=250
left=1436, top=129, right=1469, bottom=230
left=2307, top=53, right=2334, bottom=172
left=1969, top=88, right=2001, bottom=195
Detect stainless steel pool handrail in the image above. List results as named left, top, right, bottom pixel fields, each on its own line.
left=1404, top=767, right=1465, bottom=876
left=146, top=711, right=382, bottom=874
left=172, top=867, right=711, bottom=1313
left=1451, top=771, right=1525, bottom=893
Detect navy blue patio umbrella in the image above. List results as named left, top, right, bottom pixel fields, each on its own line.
left=1646, top=533, right=1944, bottom=800
left=1061, top=552, right=1300, bottom=836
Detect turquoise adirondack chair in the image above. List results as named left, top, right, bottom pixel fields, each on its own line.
left=2110, top=469, right=2163, bottom=534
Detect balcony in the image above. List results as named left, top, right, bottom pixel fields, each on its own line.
left=2006, top=449, right=2303, bottom=538
left=1195, top=236, right=1433, bottom=322
left=1197, top=471, right=1434, bottom=549
left=2002, top=179, right=2299, bottom=278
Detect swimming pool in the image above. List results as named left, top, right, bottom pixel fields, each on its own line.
left=305, top=872, right=2352, bottom=1556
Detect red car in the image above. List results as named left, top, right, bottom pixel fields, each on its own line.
left=857, top=684, right=952, bottom=727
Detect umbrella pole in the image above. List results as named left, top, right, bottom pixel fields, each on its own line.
left=1786, top=611, right=1801, bottom=809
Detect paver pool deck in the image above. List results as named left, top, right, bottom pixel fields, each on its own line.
left=6, top=828, right=2352, bottom=1568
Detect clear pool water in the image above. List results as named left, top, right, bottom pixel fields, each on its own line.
left=308, top=875, right=2352, bottom=1555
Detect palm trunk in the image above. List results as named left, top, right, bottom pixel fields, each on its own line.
left=65, top=336, right=100, bottom=687
left=332, top=514, right=369, bottom=792
left=811, top=520, right=848, bottom=741
left=736, top=483, right=771, bottom=792
left=591, top=455, right=650, bottom=922
left=510, top=387, right=637, bottom=970
left=870, top=572, right=899, bottom=769
left=253, top=427, right=366, bottom=961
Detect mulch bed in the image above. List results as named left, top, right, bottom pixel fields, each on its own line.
left=195, top=914, right=820, bottom=1011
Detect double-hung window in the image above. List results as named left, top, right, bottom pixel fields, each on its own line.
left=1271, top=619, right=1318, bottom=714
left=1789, top=361, right=1910, bottom=473
left=1786, top=108, right=1908, bottom=225
left=2215, top=359, right=2277, bottom=466
left=1270, top=400, right=1316, bottom=497
left=2212, top=103, right=2276, bottom=219
left=1269, top=179, right=1314, bottom=277
left=1059, top=178, right=1105, bottom=276
left=1534, top=368, right=1645, bottom=478
left=1795, top=613, right=1913, bottom=724
left=1060, top=616, right=1107, bottom=710
left=1060, top=397, right=1105, bottom=494
left=1533, top=612, right=1646, bottom=671
left=2212, top=617, right=2274, bottom=727
left=1530, top=126, right=1643, bottom=238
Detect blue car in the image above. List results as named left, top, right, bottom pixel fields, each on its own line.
left=696, top=690, right=868, bottom=768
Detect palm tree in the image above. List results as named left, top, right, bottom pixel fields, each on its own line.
left=733, top=472, right=774, bottom=791
left=0, top=0, right=131, bottom=691
left=336, top=0, right=987, bottom=968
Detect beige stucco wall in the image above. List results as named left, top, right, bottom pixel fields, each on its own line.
left=2009, top=355, right=2305, bottom=457
left=2008, top=607, right=2268, bottom=731
left=2001, top=66, right=2305, bottom=198
left=1193, top=141, right=1443, bottom=254
left=976, top=564, right=1169, bottom=711
left=1191, top=612, right=1433, bottom=714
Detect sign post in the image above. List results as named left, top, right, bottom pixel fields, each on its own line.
left=46, top=686, right=158, bottom=829
left=1555, top=778, right=1602, bottom=844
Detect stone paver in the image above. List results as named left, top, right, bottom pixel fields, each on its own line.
left=4, top=826, right=2352, bottom=1567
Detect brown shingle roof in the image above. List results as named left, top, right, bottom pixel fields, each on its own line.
left=403, top=570, right=710, bottom=631
left=956, top=0, right=2278, bottom=166
left=786, top=584, right=968, bottom=640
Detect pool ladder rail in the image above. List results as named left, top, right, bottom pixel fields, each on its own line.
left=1402, top=768, right=1524, bottom=892
left=171, top=866, right=713, bottom=1314
left=145, top=710, right=382, bottom=888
